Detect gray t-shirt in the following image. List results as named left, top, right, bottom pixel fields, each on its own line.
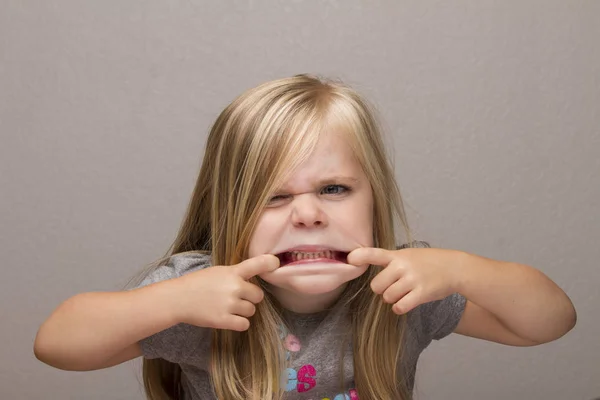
left=137, top=244, right=466, bottom=399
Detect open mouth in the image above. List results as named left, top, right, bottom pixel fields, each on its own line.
left=275, top=250, right=349, bottom=267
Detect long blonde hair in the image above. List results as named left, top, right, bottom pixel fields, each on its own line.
left=134, top=74, right=417, bottom=399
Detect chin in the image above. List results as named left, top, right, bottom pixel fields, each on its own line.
left=283, top=277, right=348, bottom=295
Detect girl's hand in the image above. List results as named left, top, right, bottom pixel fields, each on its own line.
left=347, top=247, right=463, bottom=314
left=172, top=254, right=279, bottom=331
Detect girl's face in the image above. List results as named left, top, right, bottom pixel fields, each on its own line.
left=248, top=129, right=374, bottom=312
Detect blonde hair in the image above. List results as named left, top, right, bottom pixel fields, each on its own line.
left=133, top=74, right=417, bottom=399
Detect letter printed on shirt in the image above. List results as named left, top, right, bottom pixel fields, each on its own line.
left=297, top=364, right=317, bottom=393
left=284, top=368, right=297, bottom=392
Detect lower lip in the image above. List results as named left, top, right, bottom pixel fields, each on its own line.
left=282, top=257, right=344, bottom=267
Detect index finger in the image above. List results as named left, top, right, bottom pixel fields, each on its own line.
left=347, top=247, right=395, bottom=268
left=236, top=254, right=280, bottom=280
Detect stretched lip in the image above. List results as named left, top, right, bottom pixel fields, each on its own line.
left=277, top=245, right=344, bottom=253
left=274, top=245, right=350, bottom=266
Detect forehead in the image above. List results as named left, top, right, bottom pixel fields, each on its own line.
left=279, top=130, right=364, bottom=190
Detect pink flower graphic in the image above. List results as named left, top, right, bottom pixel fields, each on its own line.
left=284, top=334, right=301, bottom=352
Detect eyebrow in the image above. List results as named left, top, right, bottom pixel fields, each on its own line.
left=278, top=176, right=361, bottom=192
left=317, top=176, right=360, bottom=185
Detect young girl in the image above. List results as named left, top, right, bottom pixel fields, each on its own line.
left=34, top=74, right=576, bottom=400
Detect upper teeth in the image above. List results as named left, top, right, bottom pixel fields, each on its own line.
left=290, top=250, right=333, bottom=260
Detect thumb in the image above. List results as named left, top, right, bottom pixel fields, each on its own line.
left=347, top=247, right=395, bottom=268
left=236, top=254, right=280, bottom=280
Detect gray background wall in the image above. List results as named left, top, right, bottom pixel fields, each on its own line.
left=1, top=1, right=598, bottom=399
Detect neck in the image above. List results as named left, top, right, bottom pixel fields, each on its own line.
left=270, top=284, right=347, bottom=314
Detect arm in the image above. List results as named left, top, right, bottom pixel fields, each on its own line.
left=452, top=251, right=577, bottom=346
left=34, top=279, right=179, bottom=371
left=34, top=254, right=279, bottom=371
left=347, top=246, right=576, bottom=347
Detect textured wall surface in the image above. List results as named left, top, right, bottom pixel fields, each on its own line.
left=1, top=1, right=598, bottom=399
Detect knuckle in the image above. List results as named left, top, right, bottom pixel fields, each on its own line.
left=393, top=304, right=405, bottom=314
left=412, top=285, right=423, bottom=297
left=225, top=297, right=238, bottom=312
left=370, top=281, right=379, bottom=293
left=382, top=291, right=393, bottom=303
left=255, top=289, right=265, bottom=303
left=230, top=282, right=244, bottom=297
left=236, top=319, right=250, bottom=331
left=211, top=313, right=228, bottom=329
left=392, top=262, right=404, bottom=273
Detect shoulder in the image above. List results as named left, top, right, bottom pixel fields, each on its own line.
left=138, top=251, right=212, bottom=288
left=136, top=251, right=212, bottom=364
left=397, top=240, right=431, bottom=250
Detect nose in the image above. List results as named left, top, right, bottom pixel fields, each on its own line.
left=290, top=194, right=328, bottom=228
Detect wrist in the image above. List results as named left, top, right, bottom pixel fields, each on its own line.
left=142, top=278, right=185, bottom=327
left=451, top=249, right=472, bottom=295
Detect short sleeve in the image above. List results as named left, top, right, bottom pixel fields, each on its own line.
left=136, top=252, right=212, bottom=288
left=396, top=240, right=432, bottom=250
left=134, top=252, right=212, bottom=363
left=417, top=293, right=467, bottom=341
left=401, top=292, right=467, bottom=382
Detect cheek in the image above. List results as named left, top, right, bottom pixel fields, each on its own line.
left=247, top=223, right=262, bottom=258
left=248, top=213, right=278, bottom=257
left=367, top=207, right=374, bottom=244
left=337, top=208, right=373, bottom=248
left=353, top=193, right=374, bottom=246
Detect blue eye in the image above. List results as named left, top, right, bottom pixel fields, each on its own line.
left=267, top=185, right=351, bottom=207
left=321, top=184, right=350, bottom=195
